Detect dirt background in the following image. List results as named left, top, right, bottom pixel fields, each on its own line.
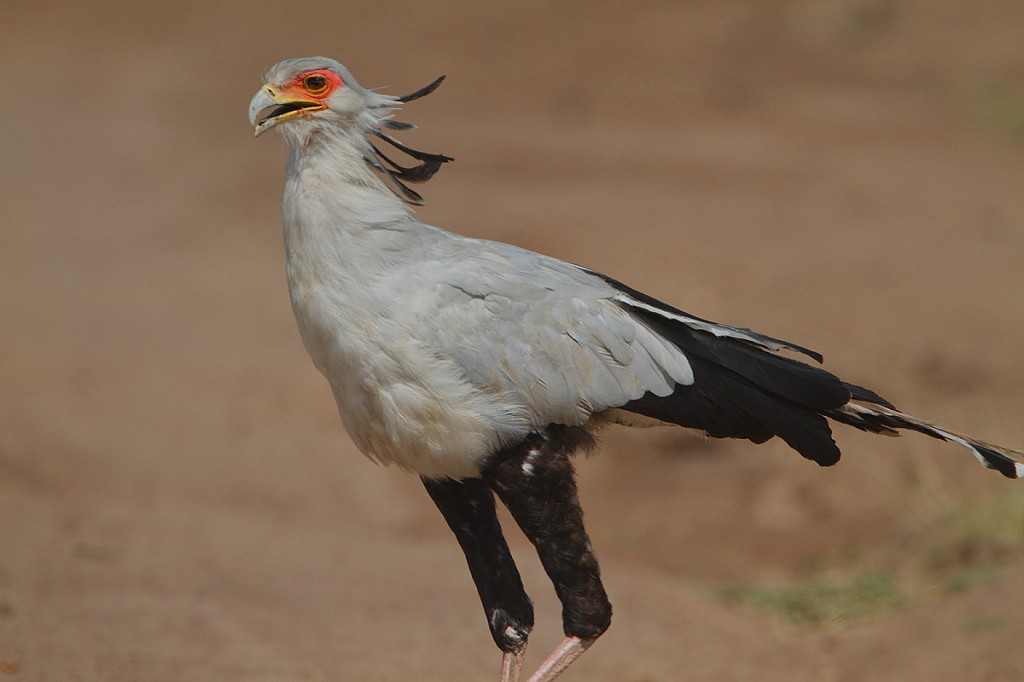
left=2, top=2, right=1022, bottom=680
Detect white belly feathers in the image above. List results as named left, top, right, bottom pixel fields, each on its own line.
left=288, top=270, right=532, bottom=479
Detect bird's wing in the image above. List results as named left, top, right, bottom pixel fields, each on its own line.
left=402, top=240, right=695, bottom=427
left=399, top=235, right=867, bottom=467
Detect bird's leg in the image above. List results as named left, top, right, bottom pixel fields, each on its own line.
left=421, top=476, right=534, bottom=680
left=500, top=647, right=525, bottom=682
left=484, top=426, right=612, bottom=681
left=524, top=636, right=591, bottom=682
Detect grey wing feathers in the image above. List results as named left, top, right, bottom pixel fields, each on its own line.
left=415, top=244, right=695, bottom=426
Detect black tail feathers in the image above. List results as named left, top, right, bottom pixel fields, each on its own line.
left=828, top=402, right=1023, bottom=479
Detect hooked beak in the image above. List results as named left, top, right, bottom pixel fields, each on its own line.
left=248, top=85, right=327, bottom=137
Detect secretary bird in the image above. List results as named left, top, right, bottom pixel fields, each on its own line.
left=248, top=57, right=1022, bottom=681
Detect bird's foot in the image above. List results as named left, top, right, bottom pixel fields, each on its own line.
left=524, top=636, right=593, bottom=682
left=500, top=649, right=525, bottom=682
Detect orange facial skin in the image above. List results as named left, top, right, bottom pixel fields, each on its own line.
left=250, top=69, right=346, bottom=136
left=281, top=69, right=344, bottom=103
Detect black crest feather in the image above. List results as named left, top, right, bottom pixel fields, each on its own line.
left=364, top=75, right=453, bottom=205
left=396, top=75, right=446, bottom=103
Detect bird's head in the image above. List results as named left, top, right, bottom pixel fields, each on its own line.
left=249, top=57, right=452, bottom=204
left=248, top=57, right=373, bottom=139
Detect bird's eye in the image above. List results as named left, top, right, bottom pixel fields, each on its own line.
left=302, top=74, right=330, bottom=95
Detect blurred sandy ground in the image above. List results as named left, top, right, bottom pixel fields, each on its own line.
left=1, top=1, right=1022, bottom=680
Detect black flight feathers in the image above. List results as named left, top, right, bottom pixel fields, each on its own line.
left=590, top=270, right=826, bottom=363
left=593, top=273, right=894, bottom=467
left=621, top=303, right=851, bottom=466
left=364, top=75, right=453, bottom=205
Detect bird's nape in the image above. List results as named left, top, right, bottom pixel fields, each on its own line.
left=365, top=127, right=454, bottom=205
left=364, top=75, right=452, bottom=204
